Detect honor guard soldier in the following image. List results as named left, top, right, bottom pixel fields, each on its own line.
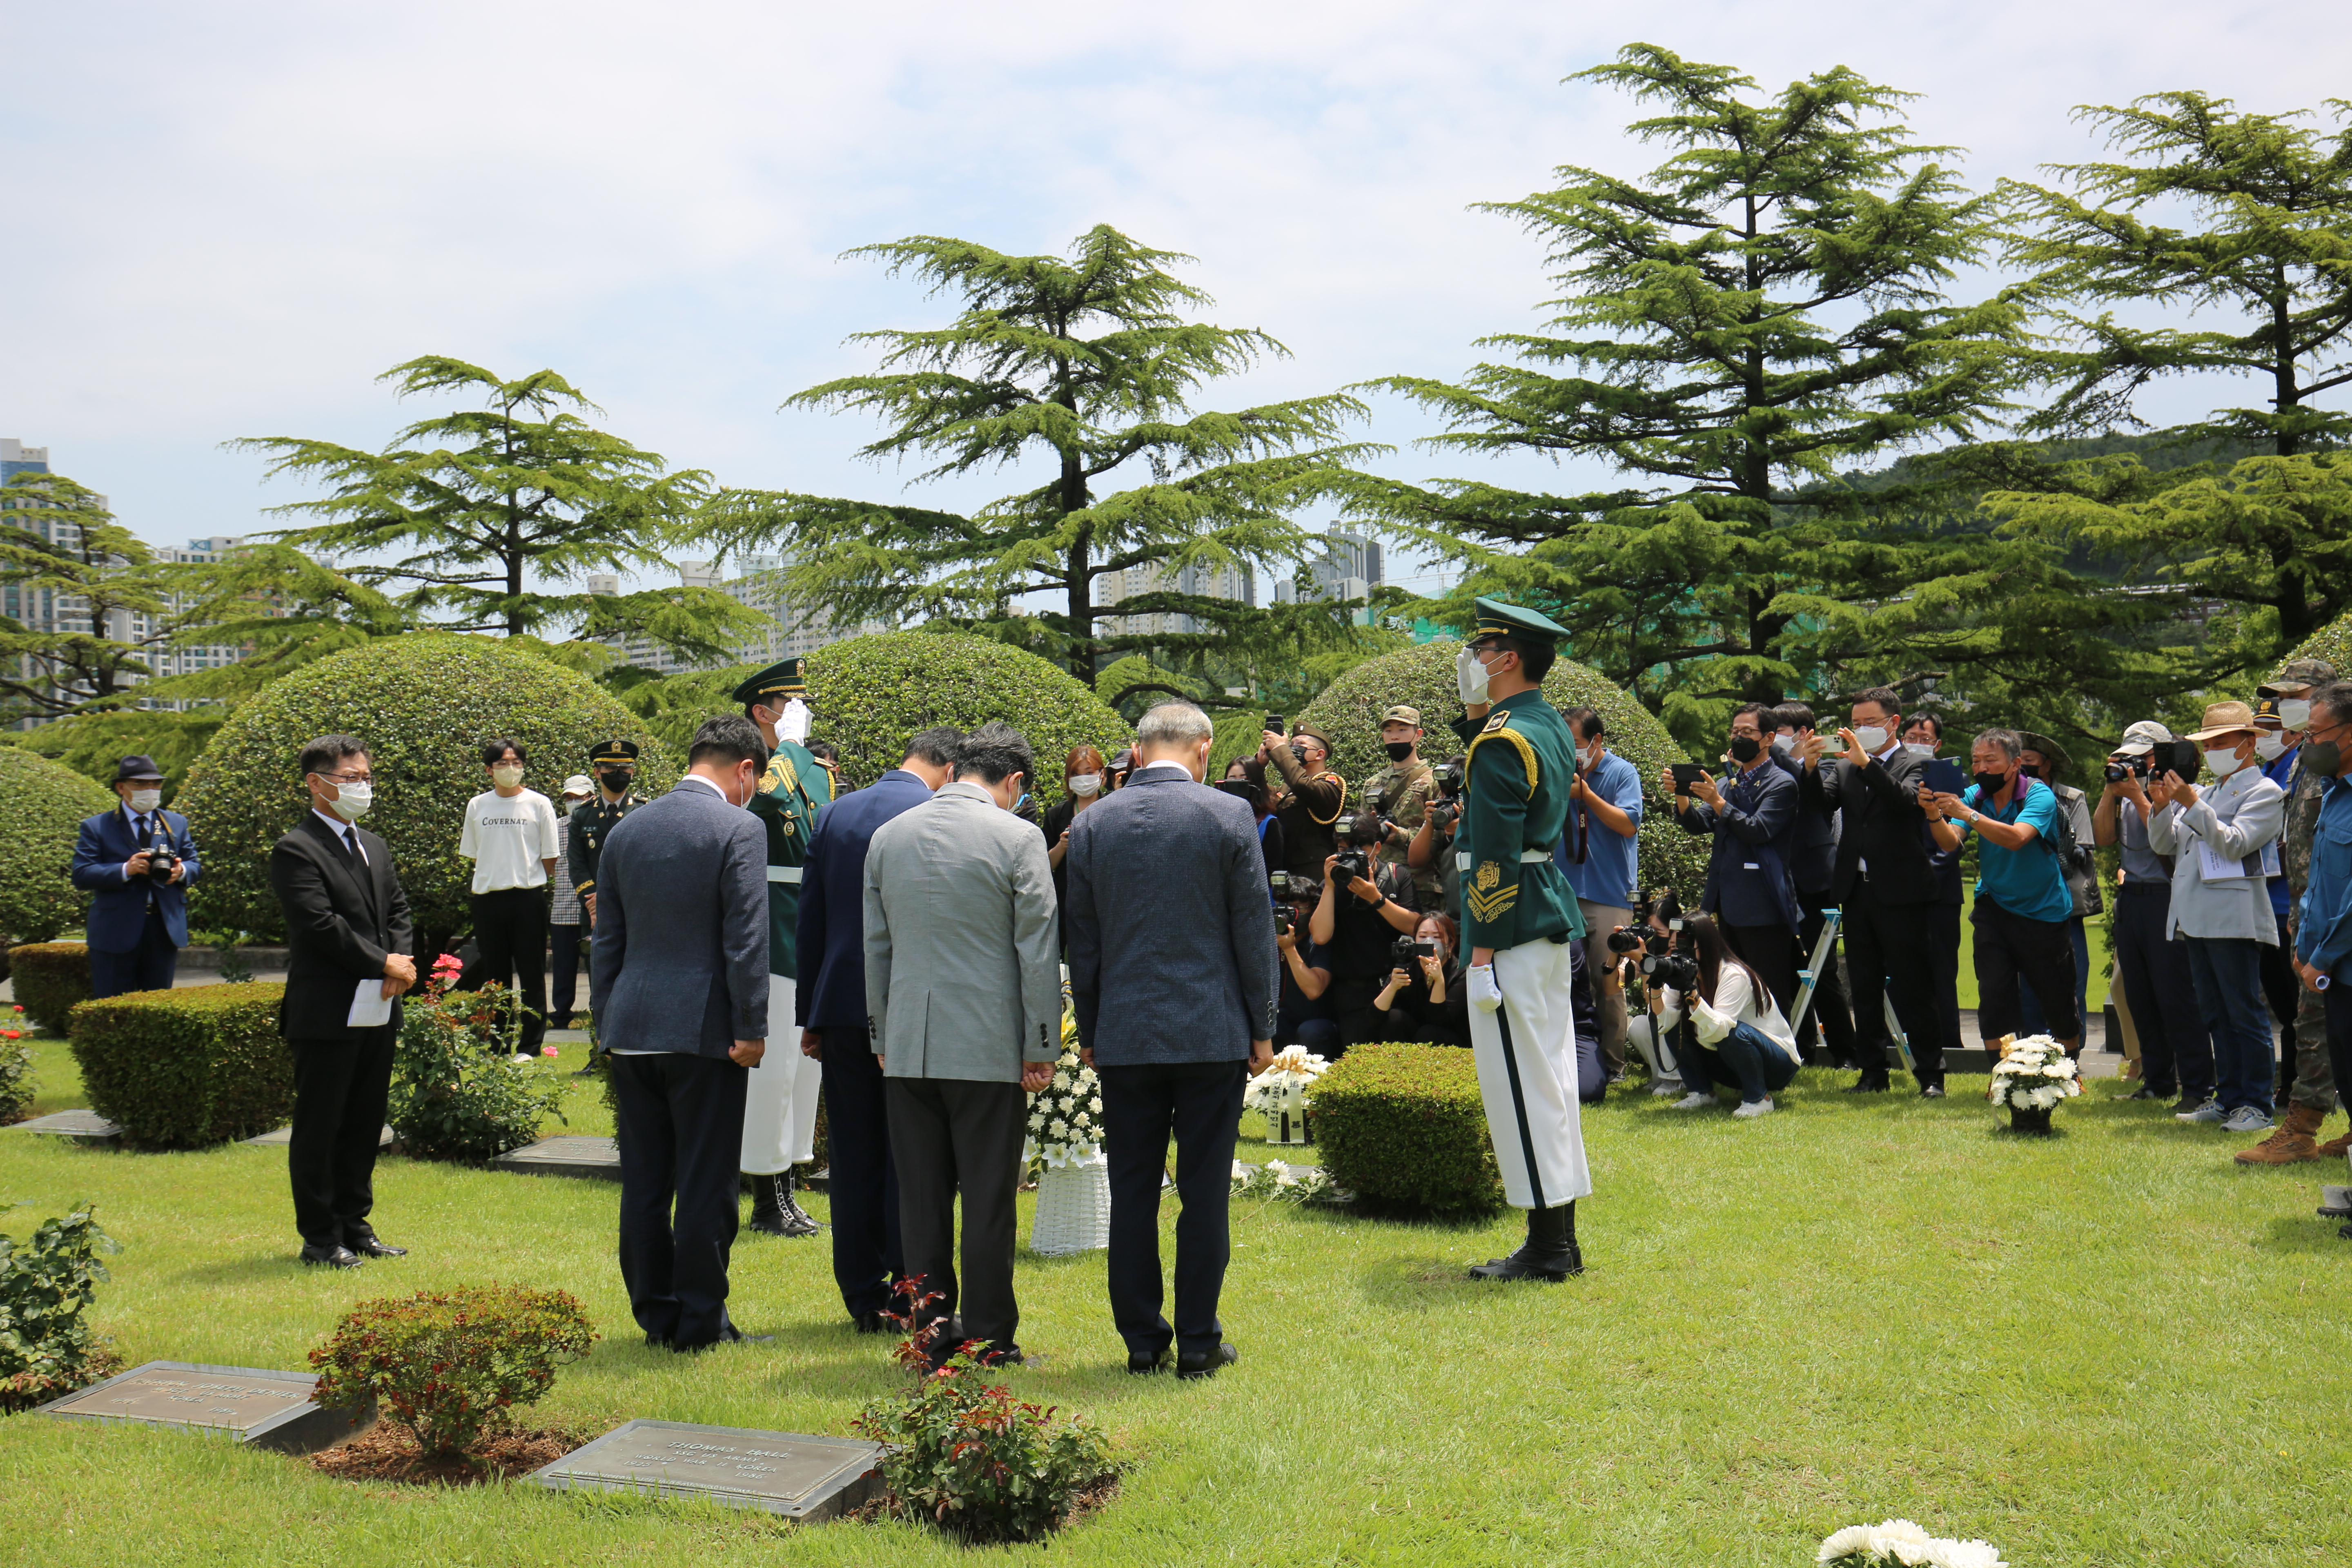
left=1450, top=599, right=1591, bottom=1281
left=568, top=740, right=643, bottom=1071
left=735, top=657, right=836, bottom=1236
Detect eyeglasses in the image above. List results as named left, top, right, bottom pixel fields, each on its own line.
left=316, top=771, right=372, bottom=785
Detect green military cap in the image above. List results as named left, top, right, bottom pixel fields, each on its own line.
left=588, top=739, right=640, bottom=765
left=2259, top=657, right=2337, bottom=697
left=1470, top=597, right=1570, bottom=644
left=731, top=657, right=806, bottom=706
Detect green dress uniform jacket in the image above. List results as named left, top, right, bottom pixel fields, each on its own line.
left=567, top=788, right=641, bottom=901
left=754, top=739, right=834, bottom=979
left=1450, top=691, right=1586, bottom=951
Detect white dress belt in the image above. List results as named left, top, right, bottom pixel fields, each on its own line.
left=766, top=866, right=802, bottom=884
left=1458, top=849, right=1552, bottom=869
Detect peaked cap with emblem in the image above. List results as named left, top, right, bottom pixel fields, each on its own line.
left=1471, top=597, right=1570, bottom=645
left=731, top=657, right=807, bottom=706
left=588, top=738, right=640, bottom=766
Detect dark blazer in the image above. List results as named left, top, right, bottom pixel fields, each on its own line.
left=1675, top=759, right=1799, bottom=930
left=1770, top=752, right=1840, bottom=897
left=72, top=805, right=200, bottom=952
left=589, top=781, right=769, bottom=1059
left=795, top=769, right=936, bottom=1030
left=270, top=812, right=412, bottom=1039
left=1799, top=745, right=1938, bottom=905
left=1065, top=768, right=1280, bottom=1065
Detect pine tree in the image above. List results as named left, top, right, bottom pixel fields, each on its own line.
left=722, top=226, right=1381, bottom=685
left=0, top=473, right=198, bottom=724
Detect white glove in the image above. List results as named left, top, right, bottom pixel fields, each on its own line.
left=1455, top=644, right=1490, bottom=705
left=1468, top=962, right=1502, bottom=1012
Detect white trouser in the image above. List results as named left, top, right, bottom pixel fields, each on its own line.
left=1624, top=1013, right=1681, bottom=1080
left=740, top=978, right=821, bottom=1175
left=1468, top=939, right=1592, bottom=1210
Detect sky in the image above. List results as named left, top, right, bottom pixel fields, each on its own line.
left=5, top=0, right=2346, bottom=602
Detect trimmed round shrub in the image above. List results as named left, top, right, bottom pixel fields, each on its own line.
left=1309, top=1042, right=1503, bottom=1216
left=67, top=982, right=295, bottom=1147
left=0, top=748, right=116, bottom=946
left=1295, top=639, right=1706, bottom=901
left=2277, top=609, right=2352, bottom=683
left=9, top=943, right=91, bottom=1035
left=177, top=633, right=677, bottom=947
left=310, top=1284, right=597, bottom=1460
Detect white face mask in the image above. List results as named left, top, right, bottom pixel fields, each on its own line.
left=1455, top=644, right=1492, bottom=705
left=1903, top=742, right=1936, bottom=758
left=128, top=788, right=162, bottom=813
left=1067, top=773, right=1102, bottom=797
left=2252, top=732, right=2287, bottom=762
left=2203, top=746, right=2244, bottom=778
left=1579, top=742, right=1601, bottom=771
left=1853, top=726, right=1889, bottom=754
left=1770, top=733, right=1795, bottom=755
left=325, top=780, right=372, bottom=822
left=2277, top=698, right=2312, bottom=730
left=491, top=763, right=524, bottom=789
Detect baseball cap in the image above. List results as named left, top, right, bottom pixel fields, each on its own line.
left=1379, top=705, right=1423, bottom=728
left=2114, top=720, right=2172, bottom=756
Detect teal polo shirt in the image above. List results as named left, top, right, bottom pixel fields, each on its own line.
left=1953, top=778, right=2074, bottom=923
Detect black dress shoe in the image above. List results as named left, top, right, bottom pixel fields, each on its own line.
left=348, top=1236, right=408, bottom=1258
left=1920, top=1085, right=1946, bottom=1099
left=851, top=1310, right=895, bottom=1335
left=300, top=1243, right=361, bottom=1269
left=1127, top=1346, right=1172, bottom=1374
left=1175, top=1344, right=1238, bottom=1380
left=1845, top=1079, right=1889, bottom=1093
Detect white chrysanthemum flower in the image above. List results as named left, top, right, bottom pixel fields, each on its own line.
left=1048, top=1117, right=1069, bottom=1137
left=1817, top=1525, right=1877, bottom=1562
left=1869, top=1521, right=1931, bottom=1550
left=1933, top=1539, right=2006, bottom=1568
left=1073, top=1111, right=1091, bottom=1127
left=1051, top=1070, right=1071, bottom=1090
left=1089, top=1096, right=1103, bottom=1112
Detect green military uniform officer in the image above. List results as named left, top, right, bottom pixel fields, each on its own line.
left=1449, top=598, right=1592, bottom=1283
left=567, top=738, right=643, bottom=913
left=731, top=657, right=837, bottom=1236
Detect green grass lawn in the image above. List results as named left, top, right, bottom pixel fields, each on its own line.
left=4, top=1029, right=2346, bottom=1567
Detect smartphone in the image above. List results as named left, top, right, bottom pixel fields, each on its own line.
left=1668, top=762, right=1708, bottom=790
left=1265, top=715, right=1286, bottom=735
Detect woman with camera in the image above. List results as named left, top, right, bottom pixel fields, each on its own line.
left=1275, top=878, right=1339, bottom=1057
left=1371, top=913, right=1470, bottom=1046
left=1309, top=817, right=1423, bottom=1049
left=1640, top=913, right=1801, bottom=1117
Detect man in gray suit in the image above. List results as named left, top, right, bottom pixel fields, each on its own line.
left=1067, top=702, right=1277, bottom=1379
left=864, top=721, right=1062, bottom=1366
left=591, top=714, right=772, bottom=1352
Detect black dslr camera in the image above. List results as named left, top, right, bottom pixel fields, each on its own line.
left=1390, top=937, right=1434, bottom=972
left=2103, top=753, right=2149, bottom=785
left=1425, top=757, right=1466, bottom=829
left=2105, top=738, right=2201, bottom=784
left=145, top=836, right=180, bottom=883
left=1644, top=950, right=1701, bottom=990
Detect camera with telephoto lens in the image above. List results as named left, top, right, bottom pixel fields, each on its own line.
left=1390, top=937, right=1434, bottom=973
left=1643, top=950, right=1700, bottom=990
left=1606, top=924, right=1648, bottom=957
left=2103, top=753, right=2151, bottom=784
left=1332, top=846, right=1370, bottom=885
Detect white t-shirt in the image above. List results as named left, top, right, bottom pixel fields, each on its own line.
left=458, top=788, right=561, bottom=893
left=1657, top=964, right=1799, bottom=1064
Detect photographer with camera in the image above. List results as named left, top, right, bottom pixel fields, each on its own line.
left=2012, top=735, right=2101, bottom=1043
left=1371, top=913, right=1471, bottom=1047
left=2094, top=722, right=2217, bottom=1114
left=70, top=753, right=202, bottom=999
left=1556, top=706, right=1644, bottom=1084
left=1665, top=704, right=1802, bottom=1018
left=1218, top=760, right=1287, bottom=899
left=1250, top=720, right=1347, bottom=881
left=1768, top=703, right=1860, bottom=1068
left=1644, top=914, right=1801, bottom=1118
left=2146, top=702, right=2290, bottom=1132
left=1923, top=729, right=2082, bottom=1064
left=1407, top=753, right=1468, bottom=915
left=1273, top=877, right=1339, bottom=1057
left=1616, top=892, right=1688, bottom=1096
left=1308, top=812, right=1423, bottom=1050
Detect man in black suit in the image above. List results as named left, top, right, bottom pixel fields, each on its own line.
left=591, top=714, right=774, bottom=1352
left=270, top=734, right=417, bottom=1269
left=1067, top=702, right=1277, bottom=1380
left=1798, top=686, right=1948, bottom=1096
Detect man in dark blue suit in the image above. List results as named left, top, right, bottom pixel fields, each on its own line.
left=1666, top=704, right=1802, bottom=1018
left=591, top=715, right=775, bottom=1352
left=793, top=726, right=960, bottom=1332
left=70, top=755, right=200, bottom=998
left=1067, top=702, right=1277, bottom=1380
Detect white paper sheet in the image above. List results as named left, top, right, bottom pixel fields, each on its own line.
left=2195, top=836, right=2277, bottom=881
left=347, top=979, right=393, bottom=1029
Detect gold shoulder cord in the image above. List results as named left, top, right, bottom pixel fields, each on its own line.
left=1467, top=728, right=1538, bottom=800
left=1307, top=771, right=1347, bottom=827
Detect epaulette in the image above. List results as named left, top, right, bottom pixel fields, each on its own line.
left=1482, top=711, right=1510, bottom=733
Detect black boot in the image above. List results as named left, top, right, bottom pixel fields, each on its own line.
left=1467, top=1201, right=1583, bottom=1281
left=745, top=1172, right=789, bottom=1236
left=777, top=1179, right=822, bottom=1238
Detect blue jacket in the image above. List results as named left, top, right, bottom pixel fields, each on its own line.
left=794, top=769, right=936, bottom=1030
left=70, top=805, right=200, bottom=952
left=1675, top=758, right=1799, bottom=931
left=2297, top=773, right=2352, bottom=977
left=589, top=781, right=770, bottom=1059
left=1065, top=768, right=1281, bottom=1065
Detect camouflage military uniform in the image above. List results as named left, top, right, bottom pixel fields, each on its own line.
left=2282, top=754, right=2336, bottom=1114
left=1363, top=757, right=1439, bottom=905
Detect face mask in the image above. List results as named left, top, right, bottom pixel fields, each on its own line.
left=599, top=769, right=633, bottom=792
left=2253, top=732, right=2286, bottom=762
left=128, top=788, right=162, bottom=813
left=1290, top=743, right=1312, bottom=766
left=492, top=764, right=524, bottom=788
left=2304, top=739, right=2342, bottom=776
left=1579, top=743, right=1601, bottom=770
left=326, top=780, right=372, bottom=822
left=2278, top=699, right=2312, bottom=730
left=1728, top=735, right=1761, bottom=763
left=1455, top=644, right=1491, bottom=705
left=2203, top=747, right=2243, bottom=778
left=1068, top=773, right=1102, bottom=797
left=1383, top=741, right=1414, bottom=763
left=1904, top=742, right=1935, bottom=758
left=2017, top=762, right=2042, bottom=780
left=1770, top=733, right=1795, bottom=755
left=1854, top=726, right=1889, bottom=754
left=561, top=798, right=584, bottom=816
left=1972, top=770, right=2010, bottom=796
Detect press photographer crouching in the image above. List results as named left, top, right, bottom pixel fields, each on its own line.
left=1635, top=910, right=1800, bottom=1118
left=1273, top=875, right=1339, bottom=1058
left=1308, top=811, right=1423, bottom=1050
left=1371, top=914, right=1470, bottom=1046
left=1617, top=889, right=1691, bottom=1096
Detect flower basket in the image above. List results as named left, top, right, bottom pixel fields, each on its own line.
left=2009, top=1105, right=2053, bottom=1134
left=1987, top=1033, right=2078, bottom=1132
left=1244, top=1047, right=1328, bottom=1147
left=1030, top=1155, right=1111, bottom=1255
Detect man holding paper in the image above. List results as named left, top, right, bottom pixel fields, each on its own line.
left=270, top=733, right=417, bottom=1270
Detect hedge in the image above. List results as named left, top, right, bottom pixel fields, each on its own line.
left=67, top=982, right=296, bottom=1148
left=1294, top=639, right=1707, bottom=902
left=9, top=943, right=91, bottom=1035
left=2277, top=609, right=2352, bottom=685
left=176, top=633, right=677, bottom=947
left=618, top=632, right=1134, bottom=806
left=0, top=748, right=116, bottom=947
left=1309, top=1042, right=1504, bottom=1216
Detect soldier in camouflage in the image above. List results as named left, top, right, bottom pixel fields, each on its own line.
left=1362, top=705, right=1440, bottom=907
